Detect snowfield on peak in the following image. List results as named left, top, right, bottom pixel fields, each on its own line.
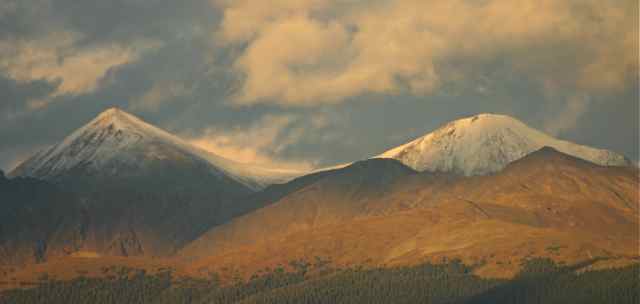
left=377, top=113, right=631, bottom=176
left=10, top=108, right=304, bottom=190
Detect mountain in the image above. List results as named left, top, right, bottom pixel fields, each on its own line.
left=181, top=148, right=638, bottom=279
left=0, top=172, right=84, bottom=267
left=6, top=108, right=302, bottom=261
left=377, top=113, right=632, bottom=175
left=2, top=110, right=637, bottom=289
left=9, top=108, right=301, bottom=190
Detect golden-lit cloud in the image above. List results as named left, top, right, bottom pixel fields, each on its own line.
left=213, top=0, right=638, bottom=106
left=0, top=31, right=151, bottom=109
left=186, top=114, right=315, bottom=170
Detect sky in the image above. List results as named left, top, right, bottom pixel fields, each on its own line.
left=0, top=0, right=638, bottom=172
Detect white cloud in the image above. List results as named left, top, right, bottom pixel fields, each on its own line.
left=186, top=114, right=315, bottom=170
left=212, top=0, right=638, bottom=107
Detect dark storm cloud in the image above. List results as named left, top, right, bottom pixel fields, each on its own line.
left=0, top=75, right=57, bottom=116
left=50, top=0, right=221, bottom=46
left=0, top=0, right=220, bottom=43
left=0, top=2, right=44, bottom=40
left=558, top=86, right=639, bottom=163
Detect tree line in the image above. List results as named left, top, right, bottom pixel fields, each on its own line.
left=1, top=258, right=637, bottom=304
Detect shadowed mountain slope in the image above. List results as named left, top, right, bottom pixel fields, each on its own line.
left=0, top=172, right=83, bottom=266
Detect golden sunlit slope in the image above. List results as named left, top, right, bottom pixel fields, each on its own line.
left=179, top=159, right=419, bottom=258
left=180, top=147, right=639, bottom=279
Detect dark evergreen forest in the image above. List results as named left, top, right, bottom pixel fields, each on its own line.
left=1, top=259, right=637, bottom=304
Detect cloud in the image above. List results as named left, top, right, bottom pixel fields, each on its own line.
left=543, top=94, right=591, bottom=136
left=0, top=74, right=56, bottom=119
left=214, top=0, right=638, bottom=106
left=0, top=31, right=150, bottom=109
left=185, top=114, right=315, bottom=170
left=130, top=81, right=194, bottom=112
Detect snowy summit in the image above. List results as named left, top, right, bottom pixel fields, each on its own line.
left=378, top=113, right=631, bottom=176
left=10, top=108, right=304, bottom=190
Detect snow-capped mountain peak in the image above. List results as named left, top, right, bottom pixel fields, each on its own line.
left=10, top=108, right=304, bottom=190
left=378, top=113, right=631, bottom=175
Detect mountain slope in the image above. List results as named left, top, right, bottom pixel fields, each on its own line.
left=378, top=113, right=631, bottom=175
left=0, top=171, right=84, bottom=267
left=9, top=108, right=301, bottom=190
left=181, top=148, right=638, bottom=279
left=180, top=159, right=418, bottom=258
left=5, top=108, right=301, bottom=261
